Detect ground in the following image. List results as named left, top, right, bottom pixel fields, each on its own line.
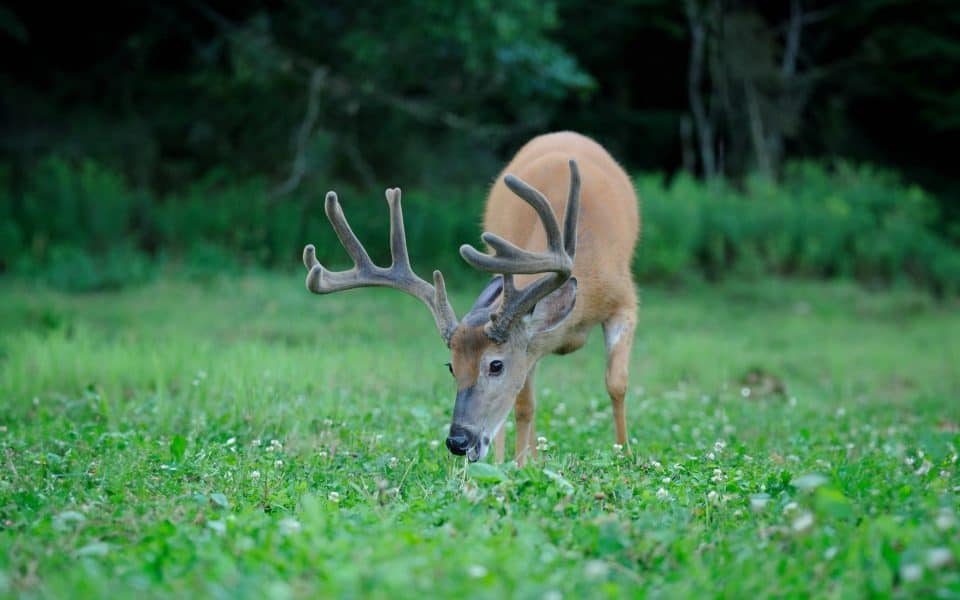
left=0, top=274, right=958, bottom=598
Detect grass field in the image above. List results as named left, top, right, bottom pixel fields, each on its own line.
left=1, top=274, right=958, bottom=598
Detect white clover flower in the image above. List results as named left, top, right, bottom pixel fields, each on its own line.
left=323, top=418, right=334, bottom=426
left=915, top=460, right=933, bottom=476
left=824, top=547, right=838, bottom=560
left=536, top=436, right=549, bottom=452
left=328, top=491, right=340, bottom=503
left=388, top=456, right=398, bottom=468
left=740, top=387, right=751, bottom=398
left=554, top=402, right=566, bottom=415
left=836, top=407, right=846, bottom=417
left=707, top=490, right=719, bottom=504
left=900, top=563, right=922, bottom=582
left=927, top=548, right=952, bottom=569
left=792, top=512, right=814, bottom=532
left=318, top=450, right=328, bottom=459
left=252, top=439, right=262, bottom=447
left=783, top=501, right=798, bottom=514
left=649, top=460, right=662, bottom=470
left=714, top=440, right=726, bottom=453
left=584, top=560, right=609, bottom=579
left=706, top=452, right=716, bottom=461
left=935, top=509, right=956, bottom=531
left=250, top=470, right=261, bottom=480
left=467, top=565, right=487, bottom=578
left=429, top=439, right=440, bottom=449
left=274, top=459, right=284, bottom=468
left=662, top=477, right=671, bottom=484
left=612, top=443, right=623, bottom=454
left=278, top=517, right=301, bottom=535
left=656, top=487, right=669, bottom=501
left=225, top=437, right=236, bottom=446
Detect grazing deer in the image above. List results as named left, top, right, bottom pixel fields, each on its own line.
left=303, top=131, right=639, bottom=465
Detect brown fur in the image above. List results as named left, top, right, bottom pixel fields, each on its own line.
left=454, top=131, right=640, bottom=463
left=448, top=325, right=489, bottom=390
left=304, top=131, right=639, bottom=465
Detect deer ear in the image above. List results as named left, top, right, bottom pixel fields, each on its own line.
left=525, top=278, right=577, bottom=336
left=470, top=275, right=503, bottom=312
left=463, top=276, right=504, bottom=327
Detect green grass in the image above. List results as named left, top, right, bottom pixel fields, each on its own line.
left=0, top=274, right=958, bottom=598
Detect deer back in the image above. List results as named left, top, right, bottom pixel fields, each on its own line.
left=483, top=131, right=639, bottom=329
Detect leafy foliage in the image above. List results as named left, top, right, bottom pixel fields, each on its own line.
left=636, top=161, right=960, bottom=294
left=4, top=1, right=960, bottom=222
left=3, top=156, right=958, bottom=294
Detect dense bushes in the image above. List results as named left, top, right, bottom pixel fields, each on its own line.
left=637, top=162, right=960, bottom=293
left=2, top=156, right=958, bottom=293
left=0, top=157, right=482, bottom=290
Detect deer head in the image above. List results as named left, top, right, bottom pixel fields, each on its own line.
left=303, top=161, right=581, bottom=462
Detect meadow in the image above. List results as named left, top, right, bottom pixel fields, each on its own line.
left=0, top=274, right=958, bottom=598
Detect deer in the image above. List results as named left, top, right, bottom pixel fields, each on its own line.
left=302, top=131, right=639, bottom=466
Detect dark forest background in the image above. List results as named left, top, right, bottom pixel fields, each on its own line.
left=2, top=1, right=959, bottom=292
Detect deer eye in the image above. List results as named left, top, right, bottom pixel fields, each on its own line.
left=445, top=362, right=454, bottom=376
left=489, top=360, right=504, bottom=375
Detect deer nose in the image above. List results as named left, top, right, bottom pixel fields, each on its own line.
left=446, top=425, right=477, bottom=456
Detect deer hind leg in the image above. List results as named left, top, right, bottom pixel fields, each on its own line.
left=603, top=307, right=636, bottom=449
left=514, top=366, right=538, bottom=467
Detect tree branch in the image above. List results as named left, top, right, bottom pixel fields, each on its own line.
left=273, top=68, right=326, bottom=197
left=685, top=0, right=717, bottom=179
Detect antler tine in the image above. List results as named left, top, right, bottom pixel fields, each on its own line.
left=303, top=188, right=459, bottom=344
left=461, top=160, right=582, bottom=342
left=385, top=188, right=411, bottom=272
left=563, top=158, right=581, bottom=258
left=503, top=174, right=564, bottom=253
left=385, top=188, right=458, bottom=339
left=325, top=191, right=375, bottom=271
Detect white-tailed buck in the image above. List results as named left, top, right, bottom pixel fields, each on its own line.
left=303, top=132, right=639, bottom=465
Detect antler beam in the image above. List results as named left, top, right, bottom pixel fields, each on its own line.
left=459, top=159, right=581, bottom=342
left=303, top=188, right=459, bottom=343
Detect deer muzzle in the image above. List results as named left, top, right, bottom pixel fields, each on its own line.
left=445, top=424, right=478, bottom=456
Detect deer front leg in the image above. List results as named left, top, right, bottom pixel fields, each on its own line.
left=493, top=428, right=505, bottom=463
left=603, top=308, right=636, bottom=449
left=514, top=367, right=537, bottom=467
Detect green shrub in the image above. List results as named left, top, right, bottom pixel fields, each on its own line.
left=633, top=160, right=960, bottom=293
left=2, top=155, right=958, bottom=294
left=34, top=243, right=153, bottom=292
